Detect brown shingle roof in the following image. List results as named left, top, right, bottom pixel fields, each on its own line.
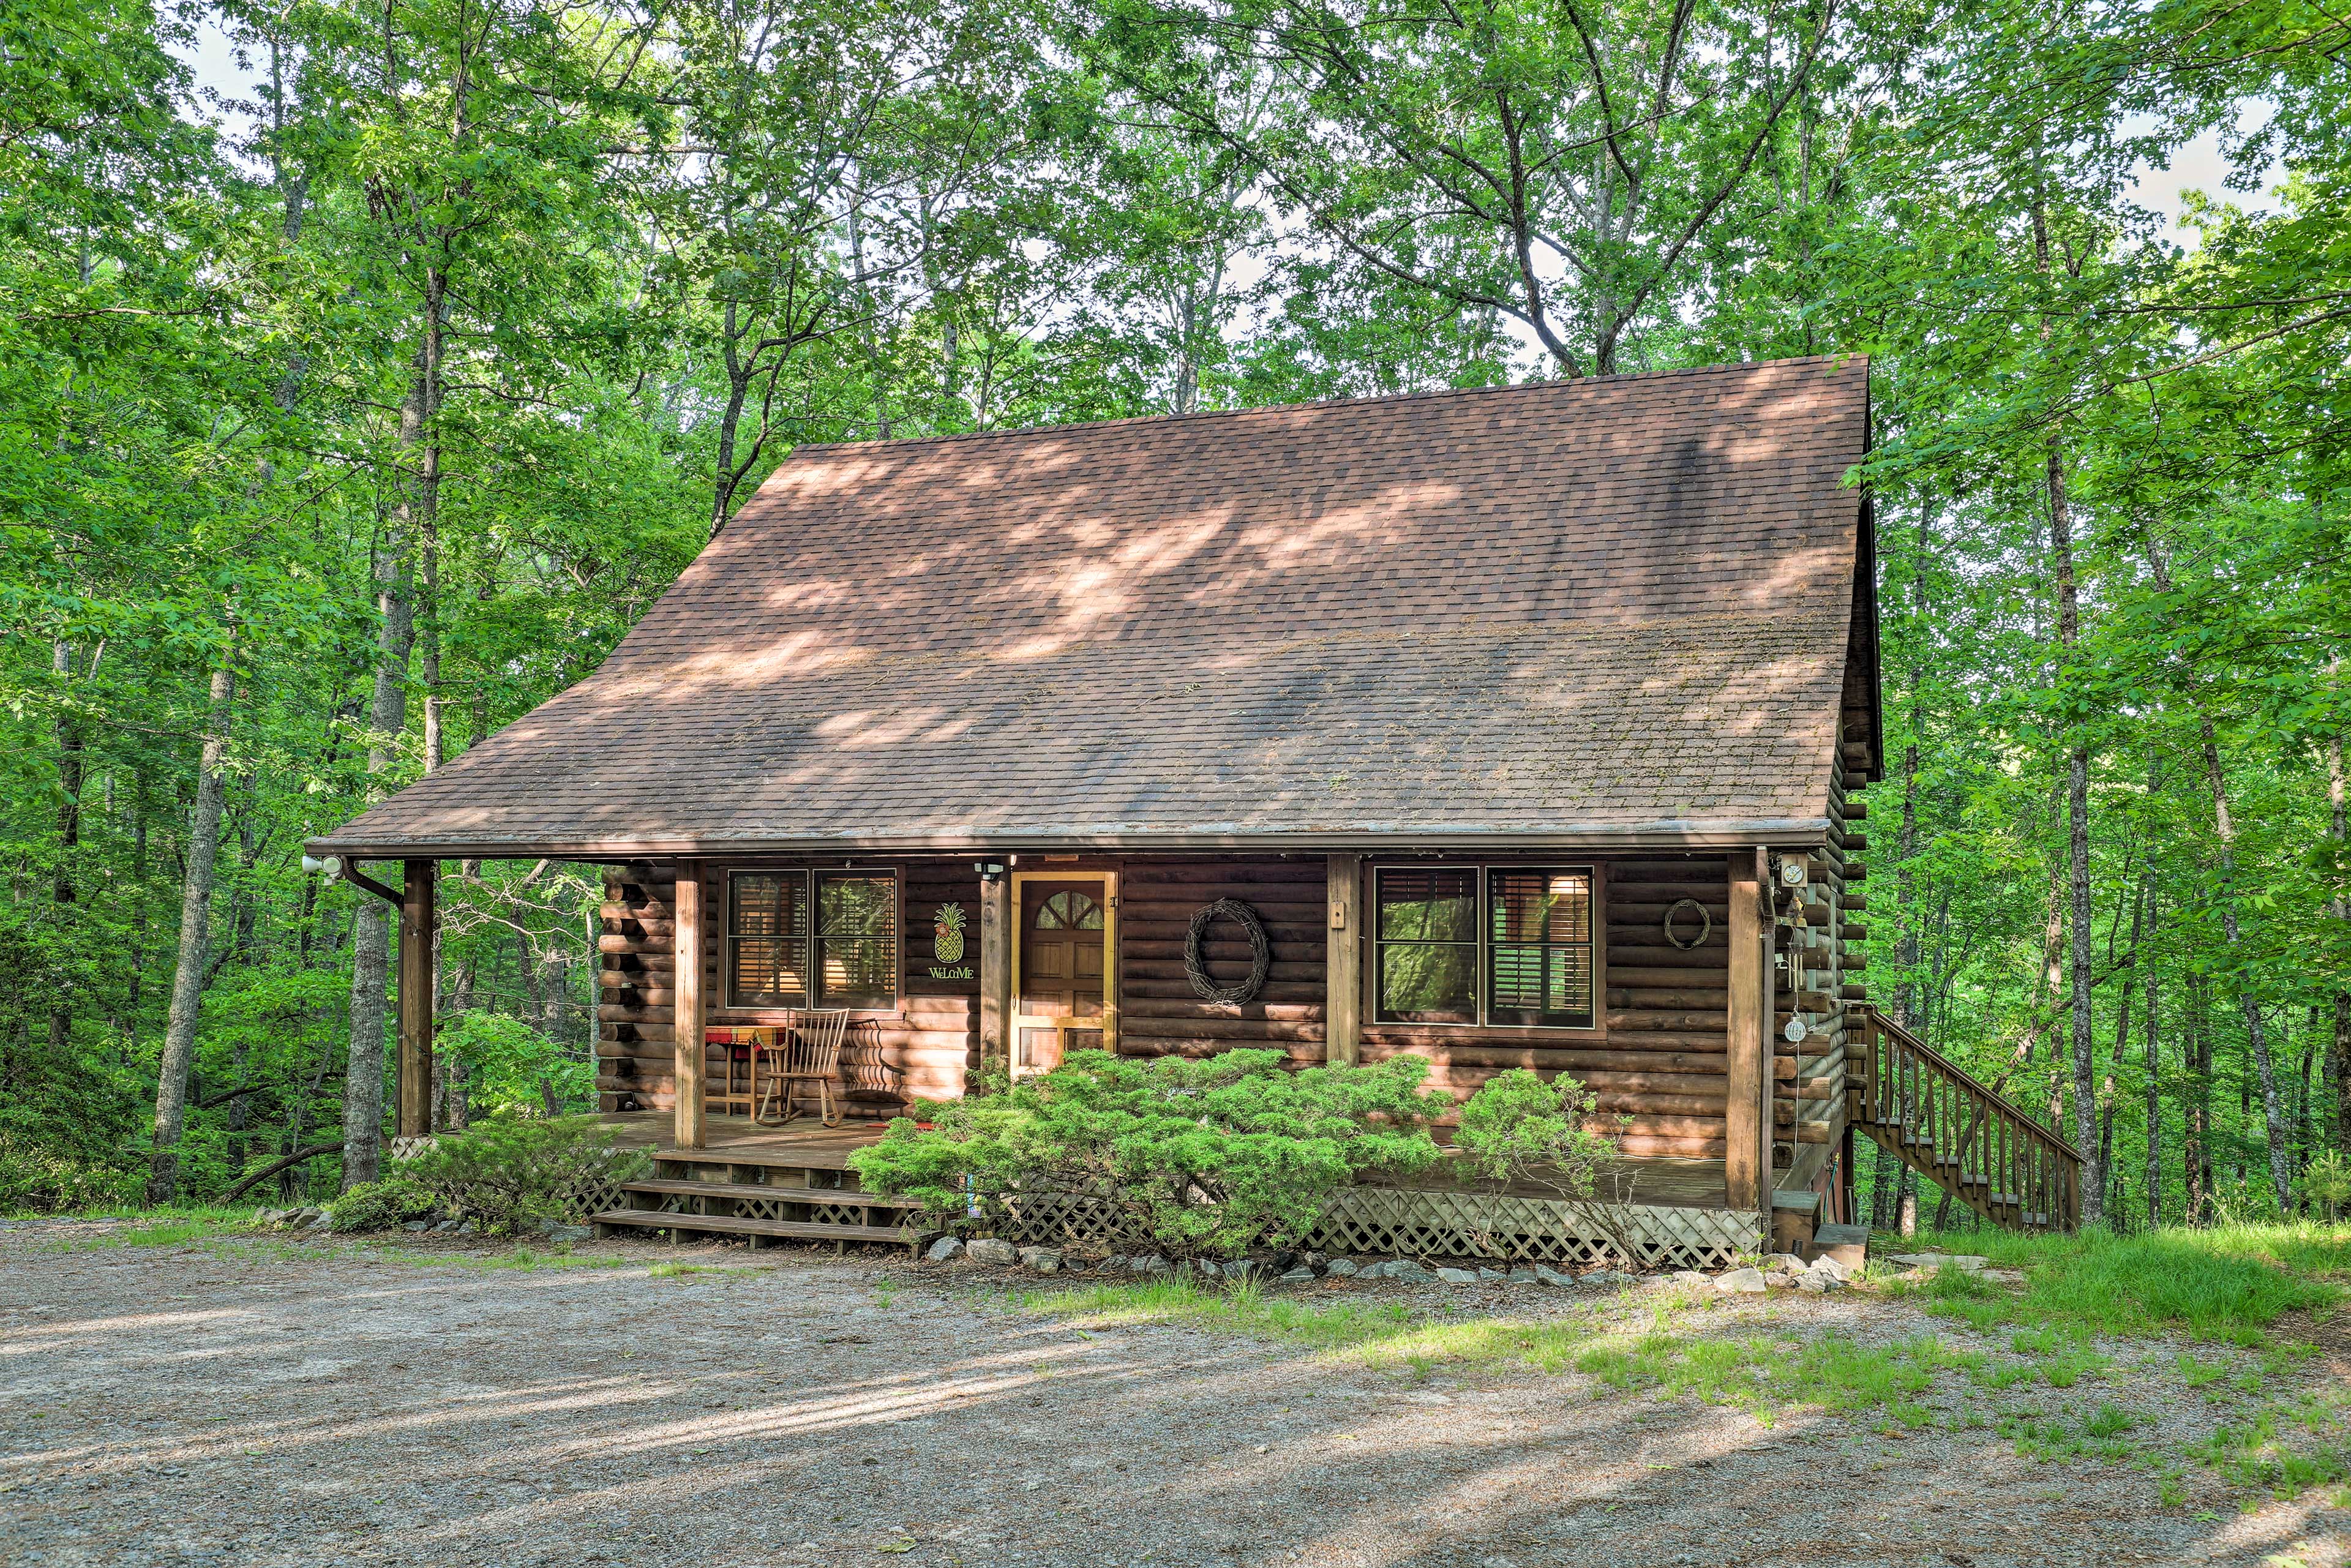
left=317, top=355, right=1872, bottom=857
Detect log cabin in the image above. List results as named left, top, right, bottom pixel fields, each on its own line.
left=313, top=353, right=2023, bottom=1264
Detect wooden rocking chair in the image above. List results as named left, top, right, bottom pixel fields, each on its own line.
left=754, top=1009, right=852, bottom=1127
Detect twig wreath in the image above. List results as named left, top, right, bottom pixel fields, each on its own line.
left=1662, top=897, right=1712, bottom=950
left=1185, top=898, right=1272, bottom=1005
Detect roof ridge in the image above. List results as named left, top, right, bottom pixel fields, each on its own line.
left=778, top=353, right=1867, bottom=458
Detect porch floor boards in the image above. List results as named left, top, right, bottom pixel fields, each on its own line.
left=593, top=1111, right=1740, bottom=1212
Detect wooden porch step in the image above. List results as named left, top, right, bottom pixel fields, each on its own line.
left=651, top=1144, right=871, bottom=1172
left=590, top=1209, right=916, bottom=1245
left=618, top=1177, right=921, bottom=1208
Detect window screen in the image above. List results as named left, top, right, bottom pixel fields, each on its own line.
left=1374, top=868, right=1478, bottom=1024
left=1487, top=869, right=1595, bottom=1028
left=816, top=873, right=898, bottom=1010
left=727, top=872, right=809, bottom=1009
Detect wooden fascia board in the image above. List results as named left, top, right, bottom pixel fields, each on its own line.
left=306, top=820, right=1838, bottom=862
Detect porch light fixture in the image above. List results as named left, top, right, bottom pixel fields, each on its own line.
left=973, top=860, right=1006, bottom=879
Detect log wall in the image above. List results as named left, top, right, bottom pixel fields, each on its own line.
left=596, top=858, right=980, bottom=1114
left=596, top=862, right=677, bottom=1112
left=1772, top=645, right=1877, bottom=1164
left=1114, top=857, right=1327, bottom=1063
left=1344, top=856, right=1739, bottom=1159
left=595, top=848, right=1785, bottom=1165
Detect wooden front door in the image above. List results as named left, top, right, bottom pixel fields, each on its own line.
left=1016, top=879, right=1106, bottom=1073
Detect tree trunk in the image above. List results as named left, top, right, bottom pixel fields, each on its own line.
left=47, top=641, right=82, bottom=1065
left=148, top=640, right=238, bottom=1204
left=2184, top=973, right=2211, bottom=1223
left=2042, top=443, right=2099, bottom=1223
left=345, top=325, right=432, bottom=1188
left=2199, top=719, right=2294, bottom=1212
left=2330, top=733, right=2350, bottom=1160
left=2143, top=931, right=2162, bottom=1228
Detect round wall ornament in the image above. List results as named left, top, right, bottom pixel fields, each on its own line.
left=1185, top=898, right=1272, bottom=1005
left=1662, top=897, right=1712, bottom=950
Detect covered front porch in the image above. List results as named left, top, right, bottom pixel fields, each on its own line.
left=583, top=1112, right=1772, bottom=1271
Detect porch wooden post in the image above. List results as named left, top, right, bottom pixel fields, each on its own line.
left=1725, top=849, right=1771, bottom=1213
left=396, top=860, right=437, bottom=1140
left=673, top=862, right=707, bottom=1150
left=978, top=871, right=1011, bottom=1064
left=1325, top=854, right=1362, bottom=1067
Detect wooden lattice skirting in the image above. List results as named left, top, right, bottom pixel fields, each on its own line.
left=388, top=1133, right=628, bottom=1224
left=999, top=1188, right=1763, bottom=1272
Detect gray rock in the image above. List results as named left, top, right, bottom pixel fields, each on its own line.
left=547, top=1225, right=592, bottom=1244
left=1476, top=1267, right=1508, bottom=1283
left=1324, top=1258, right=1360, bottom=1279
left=1436, top=1267, right=1479, bottom=1285
left=1507, top=1267, right=1539, bottom=1286
left=966, top=1237, right=1019, bottom=1267
left=403, top=1221, right=430, bottom=1233
left=432, top=1220, right=458, bottom=1234
left=1128, top=1254, right=1171, bottom=1275
left=1805, top=1254, right=1850, bottom=1283
left=1017, top=1245, right=1063, bottom=1274
left=1278, top=1267, right=1316, bottom=1285
left=925, top=1235, right=965, bottom=1262
left=1671, top=1269, right=1710, bottom=1286
left=1891, top=1252, right=1985, bottom=1272
left=1764, top=1272, right=1797, bottom=1289
left=1378, top=1259, right=1433, bottom=1283
left=1579, top=1269, right=1633, bottom=1288
left=1796, top=1272, right=1832, bottom=1293
left=1714, top=1267, right=1768, bottom=1294
left=454, top=1221, right=479, bottom=1236
left=1764, top=1253, right=1808, bottom=1275
left=305, top=1212, right=334, bottom=1231
left=1534, top=1266, right=1577, bottom=1288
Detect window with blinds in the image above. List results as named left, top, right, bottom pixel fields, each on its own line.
left=1373, top=865, right=1595, bottom=1029
left=1374, top=868, right=1479, bottom=1024
left=1487, top=869, right=1595, bottom=1028
left=727, top=869, right=898, bottom=1010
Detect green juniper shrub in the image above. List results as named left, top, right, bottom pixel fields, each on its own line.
left=847, top=1048, right=1449, bottom=1259
left=326, top=1177, right=435, bottom=1233
left=400, top=1114, right=648, bottom=1236
left=1450, top=1068, right=1621, bottom=1199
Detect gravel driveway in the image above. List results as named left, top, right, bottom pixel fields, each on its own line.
left=2, top=1222, right=2344, bottom=1568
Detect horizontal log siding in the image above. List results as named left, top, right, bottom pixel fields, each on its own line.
left=1362, top=856, right=1734, bottom=1159
left=597, top=864, right=677, bottom=1112
left=597, top=859, right=980, bottom=1115
left=1115, top=857, right=1327, bottom=1062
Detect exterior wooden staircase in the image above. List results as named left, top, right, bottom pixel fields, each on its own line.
left=591, top=1142, right=931, bottom=1252
left=1850, top=1007, right=2082, bottom=1232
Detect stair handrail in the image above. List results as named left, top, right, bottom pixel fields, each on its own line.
left=1859, top=1004, right=2084, bottom=1164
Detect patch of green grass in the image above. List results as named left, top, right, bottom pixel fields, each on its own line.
left=643, top=1260, right=757, bottom=1279
left=1024, top=1277, right=1443, bottom=1356
left=1895, top=1222, right=2349, bottom=1346
left=41, top=1213, right=260, bottom=1251
left=2194, top=1405, right=2351, bottom=1500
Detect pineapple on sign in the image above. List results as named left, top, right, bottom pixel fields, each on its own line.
left=929, top=904, right=972, bottom=978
